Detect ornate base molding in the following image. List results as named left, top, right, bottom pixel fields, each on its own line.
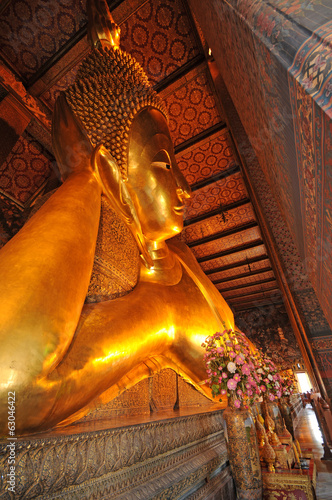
left=0, top=409, right=235, bottom=500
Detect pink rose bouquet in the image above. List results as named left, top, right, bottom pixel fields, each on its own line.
left=252, top=350, right=283, bottom=401
left=202, top=329, right=262, bottom=407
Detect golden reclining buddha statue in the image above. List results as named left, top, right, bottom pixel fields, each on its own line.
left=0, top=0, right=235, bottom=435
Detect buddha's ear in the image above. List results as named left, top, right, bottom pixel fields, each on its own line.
left=92, top=144, right=153, bottom=268
left=92, top=144, right=133, bottom=224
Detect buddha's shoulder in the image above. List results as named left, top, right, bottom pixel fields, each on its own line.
left=167, top=238, right=203, bottom=274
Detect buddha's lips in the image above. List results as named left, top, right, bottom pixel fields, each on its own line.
left=173, top=206, right=184, bottom=214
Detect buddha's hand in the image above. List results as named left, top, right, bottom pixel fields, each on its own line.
left=52, top=93, right=95, bottom=182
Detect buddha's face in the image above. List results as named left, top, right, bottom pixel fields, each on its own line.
left=127, top=108, right=190, bottom=242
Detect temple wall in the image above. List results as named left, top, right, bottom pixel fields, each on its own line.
left=188, top=0, right=332, bottom=401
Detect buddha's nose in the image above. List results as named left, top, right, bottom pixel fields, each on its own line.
left=176, top=186, right=191, bottom=201
left=175, top=171, right=191, bottom=200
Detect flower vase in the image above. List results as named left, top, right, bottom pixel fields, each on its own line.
left=278, top=396, right=294, bottom=439
left=261, top=395, right=284, bottom=436
left=223, top=397, right=262, bottom=500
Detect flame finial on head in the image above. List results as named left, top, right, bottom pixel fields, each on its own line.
left=87, top=0, right=121, bottom=49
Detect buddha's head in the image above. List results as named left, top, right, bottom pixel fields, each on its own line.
left=58, top=2, right=190, bottom=256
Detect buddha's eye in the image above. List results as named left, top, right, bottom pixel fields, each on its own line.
left=151, top=161, right=172, bottom=171
left=152, top=150, right=172, bottom=170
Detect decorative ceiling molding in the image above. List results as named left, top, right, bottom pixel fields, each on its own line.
left=197, top=238, right=264, bottom=263
left=187, top=220, right=258, bottom=248
left=214, top=266, right=273, bottom=285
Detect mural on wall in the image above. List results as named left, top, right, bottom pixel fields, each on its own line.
left=235, top=304, right=302, bottom=370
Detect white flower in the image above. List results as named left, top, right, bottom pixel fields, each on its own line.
left=227, top=362, right=236, bottom=373
left=275, top=381, right=280, bottom=388
left=268, top=374, right=273, bottom=381
left=257, top=368, right=263, bottom=374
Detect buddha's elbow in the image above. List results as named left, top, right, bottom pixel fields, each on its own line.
left=0, top=321, right=64, bottom=395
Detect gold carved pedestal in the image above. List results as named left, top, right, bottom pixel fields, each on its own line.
left=223, top=401, right=262, bottom=499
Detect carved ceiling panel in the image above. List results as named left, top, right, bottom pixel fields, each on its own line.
left=218, top=270, right=276, bottom=289
left=0, top=131, right=53, bottom=204
left=185, top=172, right=247, bottom=220
left=176, top=131, right=236, bottom=185
left=222, top=282, right=277, bottom=299
left=203, top=244, right=267, bottom=271
left=183, top=203, right=255, bottom=243
left=120, top=0, right=201, bottom=85
left=228, top=289, right=283, bottom=307
left=211, top=258, right=271, bottom=282
left=191, top=226, right=262, bottom=259
left=162, top=68, right=222, bottom=146
left=0, top=0, right=86, bottom=81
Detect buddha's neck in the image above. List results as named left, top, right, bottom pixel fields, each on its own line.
left=139, top=240, right=182, bottom=285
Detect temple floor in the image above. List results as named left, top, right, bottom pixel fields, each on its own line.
left=295, top=404, right=332, bottom=500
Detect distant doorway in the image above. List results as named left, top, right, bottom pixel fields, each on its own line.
left=296, top=372, right=313, bottom=393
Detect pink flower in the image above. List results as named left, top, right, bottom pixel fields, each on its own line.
left=229, top=351, right=236, bottom=358
left=227, top=378, right=238, bottom=391
left=221, top=389, right=227, bottom=395
left=237, top=389, right=243, bottom=396
left=260, top=385, right=266, bottom=393
left=247, top=389, right=253, bottom=396
left=234, top=399, right=241, bottom=408
left=222, top=372, right=228, bottom=379
left=235, top=344, right=241, bottom=351
left=268, top=393, right=275, bottom=401
left=242, top=364, right=251, bottom=375
left=277, top=391, right=282, bottom=398
left=235, top=354, right=244, bottom=365
left=233, top=373, right=241, bottom=382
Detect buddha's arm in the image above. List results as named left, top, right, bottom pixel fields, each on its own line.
left=168, top=239, right=234, bottom=330
left=0, top=170, right=102, bottom=392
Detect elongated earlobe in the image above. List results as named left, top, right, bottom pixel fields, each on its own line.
left=92, top=144, right=153, bottom=268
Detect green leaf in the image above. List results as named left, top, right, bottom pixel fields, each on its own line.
left=212, top=384, right=219, bottom=394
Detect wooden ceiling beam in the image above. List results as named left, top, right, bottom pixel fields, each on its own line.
left=26, top=0, right=128, bottom=88
left=232, top=300, right=285, bottom=312
left=184, top=197, right=250, bottom=227
left=187, top=220, right=258, bottom=248
left=174, top=122, right=226, bottom=155
left=197, top=238, right=264, bottom=263
left=219, top=277, right=276, bottom=294
left=206, top=254, right=269, bottom=276
left=226, top=286, right=280, bottom=301
left=154, top=54, right=205, bottom=93
left=190, top=165, right=240, bottom=192
left=213, top=266, right=272, bottom=285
